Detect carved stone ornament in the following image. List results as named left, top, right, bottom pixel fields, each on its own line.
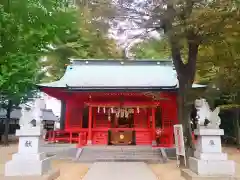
left=194, top=98, right=221, bottom=129
left=19, top=99, right=46, bottom=129
left=209, top=140, right=215, bottom=146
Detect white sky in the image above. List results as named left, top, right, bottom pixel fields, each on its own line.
left=43, top=93, right=61, bottom=117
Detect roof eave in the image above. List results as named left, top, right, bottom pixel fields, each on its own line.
left=66, top=85, right=177, bottom=91
left=37, top=84, right=206, bottom=91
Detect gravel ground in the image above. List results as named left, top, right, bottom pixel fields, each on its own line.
left=1, top=143, right=240, bottom=180
left=149, top=146, right=240, bottom=180
left=0, top=144, right=89, bottom=180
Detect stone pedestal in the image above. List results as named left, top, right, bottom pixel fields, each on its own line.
left=87, top=140, right=92, bottom=145
left=182, top=128, right=238, bottom=180
left=4, top=127, right=59, bottom=179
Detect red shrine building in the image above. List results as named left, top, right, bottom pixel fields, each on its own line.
left=38, top=60, right=204, bottom=147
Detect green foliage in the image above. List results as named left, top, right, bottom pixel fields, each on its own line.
left=131, top=38, right=171, bottom=59
left=220, top=104, right=240, bottom=110
left=76, top=0, right=117, bottom=33
left=42, top=6, right=122, bottom=81
left=0, top=53, right=38, bottom=100
left=131, top=0, right=240, bottom=108
left=0, top=0, right=78, bottom=104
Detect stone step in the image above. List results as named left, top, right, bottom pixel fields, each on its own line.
left=82, top=148, right=160, bottom=152
left=79, top=155, right=162, bottom=159
left=78, top=157, right=162, bottom=163
left=77, top=146, right=163, bottom=163
left=80, top=151, right=161, bottom=156
left=83, top=146, right=154, bottom=150
left=82, top=152, right=160, bottom=156
left=80, top=155, right=161, bottom=159
left=78, top=156, right=162, bottom=160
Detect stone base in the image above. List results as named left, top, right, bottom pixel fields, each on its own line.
left=189, top=157, right=235, bottom=176
left=181, top=169, right=240, bottom=180
left=194, top=151, right=228, bottom=160
left=1, top=169, right=60, bottom=180
left=87, top=140, right=92, bottom=145
left=152, top=140, right=157, bottom=146
left=5, top=153, right=51, bottom=176
left=194, top=128, right=224, bottom=136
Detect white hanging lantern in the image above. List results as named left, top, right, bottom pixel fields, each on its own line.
left=120, top=109, right=124, bottom=118
left=97, top=106, right=100, bottom=113
left=108, top=109, right=111, bottom=121
left=111, top=107, right=114, bottom=113
left=116, top=109, right=120, bottom=118
left=129, top=108, right=134, bottom=114
left=137, top=107, right=140, bottom=114
left=103, top=107, right=106, bottom=113
left=125, top=109, right=129, bottom=118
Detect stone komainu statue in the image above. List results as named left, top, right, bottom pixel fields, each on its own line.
left=19, top=99, right=46, bottom=128
left=194, top=98, right=221, bottom=129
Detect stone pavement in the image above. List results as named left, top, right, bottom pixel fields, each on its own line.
left=82, top=162, right=158, bottom=180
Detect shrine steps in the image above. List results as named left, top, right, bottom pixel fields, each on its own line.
left=77, top=146, right=164, bottom=163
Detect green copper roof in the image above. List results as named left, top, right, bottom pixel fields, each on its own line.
left=38, top=60, right=205, bottom=90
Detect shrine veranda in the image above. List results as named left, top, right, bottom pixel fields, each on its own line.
left=38, top=60, right=205, bottom=147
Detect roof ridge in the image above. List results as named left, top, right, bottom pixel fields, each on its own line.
left=70, top=59, right=173, bottom=66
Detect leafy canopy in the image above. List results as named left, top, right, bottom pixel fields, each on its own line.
left=42, top=3, right=122, bottom=81
left=0, top=0, right=78, bottom=104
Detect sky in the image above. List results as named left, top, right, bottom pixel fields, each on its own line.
left=43, top=93, right=61, bottom=117
left=108, top=0, right=161, bottom=57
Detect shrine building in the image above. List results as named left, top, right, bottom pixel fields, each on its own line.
left=38, top=60, right=205, bottom=147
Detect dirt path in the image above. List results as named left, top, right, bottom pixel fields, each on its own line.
left=82, top=162, right=157, bottom=180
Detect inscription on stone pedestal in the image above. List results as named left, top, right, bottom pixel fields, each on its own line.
left=25, top=140, right=32, bottom=147
left=209, top=140, right=215, bottom=146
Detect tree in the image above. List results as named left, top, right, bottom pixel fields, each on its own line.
left=41, top=2, right=123, bottom=81
left=0, top=0, right=78, bottom=145
left=75, top=0, right=117, bottom=33
left=131, top=38, right=171, bottom=59
left=114, top=0, right=240, bottom=165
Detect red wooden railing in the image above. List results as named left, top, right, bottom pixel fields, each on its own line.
left=45, top=127, right=176, bottom=147
left=45, top=129, right=87, bottom=147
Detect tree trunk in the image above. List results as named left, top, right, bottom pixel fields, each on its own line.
left=3, top=100, right=12, bottom=146
left=178, top=80, right=195, bottom=167
left=234, top=108, right=240, bottom=148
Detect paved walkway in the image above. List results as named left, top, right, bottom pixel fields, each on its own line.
left=83, top=162, right=158, bottom=180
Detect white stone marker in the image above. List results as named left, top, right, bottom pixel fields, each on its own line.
left=5, top=127, right=52, bottom=176
left=3, top=99, right=59, bottom=179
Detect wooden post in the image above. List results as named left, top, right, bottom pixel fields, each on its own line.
left=87, top=106, right=92, bottom=145
left=152, top=107, right=156, bottom=146
left=65, top=101, right=70, bottom=129
left=148, top=108, right=151, bottom=128
left=60, top=100, right=66, bottom=130
left=133, top=108, right=136, bottom=127
left=93, top=107, right=96, bottom=128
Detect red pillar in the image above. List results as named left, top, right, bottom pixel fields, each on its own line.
left=87, top=106, right=92, bottom=145
left=133, top=108, right=136, bottom=127
left=93, top=107, right=96, bottom=128
left=65, top=101, right=70, bottom=129
left=152, top=107, right=156, bottom=146
left=147, top=108, right=151, bottom=128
